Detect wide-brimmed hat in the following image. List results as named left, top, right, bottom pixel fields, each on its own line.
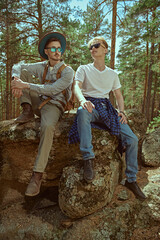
left=38, top=32, right=66, bottom=59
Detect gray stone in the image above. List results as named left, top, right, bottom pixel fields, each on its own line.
left=142, top=167, right=160, bottom=221
left=59, top=161, right=120, bottom=219
left=142, top=128, right=160, bottom=167
left=117, top=189, right=129, bottom=201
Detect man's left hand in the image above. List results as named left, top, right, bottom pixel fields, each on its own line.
left=118, top=112, right=127, bottom=124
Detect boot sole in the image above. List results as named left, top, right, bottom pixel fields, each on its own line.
left=25, top=191, right=40, bottom=197
left=84, top=174, right=95, bottom=183
left=124, top=183, right=146, bottom=201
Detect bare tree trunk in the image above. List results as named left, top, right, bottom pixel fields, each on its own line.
left=0, top=83, right=3, bottom=120
left=151, top=42, right=160, bottom=120
left=2, top=92, right=5, bottom=120
left=5, top=0, right=10, bottom=120
left=142, top=41, right=149, bottom=114
left=109, top=0, right=117, bottom=106
left=37, top=0, right=43, bottom=61
left=37, top=0, right=43, bottom=39
left=151, top=73, right=158, bottom=121
left=146, top=9, right=156, bottom=124
left=146, top=42, right=154, bottom=124
left=142, top=12, right=149, bottom=114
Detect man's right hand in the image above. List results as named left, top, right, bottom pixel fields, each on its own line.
left=80, top=100, right=95, bottom=113
left=11, top=76, right=30, bottom=89
left=12, top=88, right=23, bottom=98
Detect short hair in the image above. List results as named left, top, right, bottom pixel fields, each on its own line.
left=45, top=38, right=61, bottom=48
left=88, top=36, right=108, bottom=49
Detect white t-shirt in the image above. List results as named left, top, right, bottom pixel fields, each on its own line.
left=75, top=63, right=121, bottom=99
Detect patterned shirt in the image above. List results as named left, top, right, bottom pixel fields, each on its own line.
left=68, top=97, right=120, bottom=144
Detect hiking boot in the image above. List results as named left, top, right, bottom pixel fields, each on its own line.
left=25, top=172, right=43, bottom=197
left=124, top=180, right=147, bottom=201
left=15, top=103, right=34, bottom=123
left=83, top=159, right=95, bottom=183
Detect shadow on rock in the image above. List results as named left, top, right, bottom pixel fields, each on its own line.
left=24, top=186, right=59, bottom=213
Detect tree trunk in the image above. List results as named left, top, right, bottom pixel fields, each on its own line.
left=0, top=83, right=3, bottom=120
left=109, top=0, right=117, bottom=106
left=151, top=42, right=160, bottom=120
left=37, top=0, right=43, bottom=61
left=37, top=0, right=43, bottom=39
left=146, top=42, right=154, bottom=124
left=5, top=0, right=10, bottom=120
left=151, top=73, right=157, bottom=121
left=142, top=12, right=149, bottom=114
left=146, top=9, right=156, bottom=124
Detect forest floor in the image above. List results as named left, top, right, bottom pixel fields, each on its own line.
left=0, top=166, right=160, bottom=240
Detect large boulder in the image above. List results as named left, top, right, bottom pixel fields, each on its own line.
left=141, top=128, right=160, bottom=167
left=0, top=112, right=121, bottom=187
left=59, top=150, right=121, bottom=219
left=0, top=114, right=79, bottom=186
left=58, top=109, right=148, bottom=218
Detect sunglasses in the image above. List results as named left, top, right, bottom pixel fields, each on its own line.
left=89, top=43, right=105, bottom=50
left=45, top=47, right=62, bottom=53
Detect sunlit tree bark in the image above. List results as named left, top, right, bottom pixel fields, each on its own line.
left=109, top=0, right=117, bottom=106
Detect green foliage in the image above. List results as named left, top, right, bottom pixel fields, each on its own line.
left=147, top=111, right=160, bottom=133
left=117, top=1, right=160, bottom=113
left=0, top=0, right=159, bottom=122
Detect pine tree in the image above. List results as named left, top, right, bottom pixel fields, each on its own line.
left=117, top=0, right=160, bottom=124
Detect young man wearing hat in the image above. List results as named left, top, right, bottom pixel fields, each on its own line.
left=11, top=32, right=74, bottom=197
left=69, top=36, right=146, bottom=201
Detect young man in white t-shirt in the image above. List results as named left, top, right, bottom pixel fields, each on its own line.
left=70, top=36, right=146, bottom=200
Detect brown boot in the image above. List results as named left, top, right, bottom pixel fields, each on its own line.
left=25, top=172, right=43, bottom=197
left=15, top=103, right=34, bottom=123
left=83, top=159, right=95, bottom=183
left=124, top=180, right=147, bottom=201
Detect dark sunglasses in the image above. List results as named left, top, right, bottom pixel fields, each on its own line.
left=45, top=47, right=62, bottom=53
left=89, top=43, right=105, bottom=50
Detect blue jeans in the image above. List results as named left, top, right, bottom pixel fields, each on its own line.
left=77, top=106, right=138, bottom=182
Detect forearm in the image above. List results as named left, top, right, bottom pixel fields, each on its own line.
left=74, top=83, right=86, bottom=103
left=29, top=68, right=74, bottom=96
left=113, top=89, right=125, bottom=112
left=116, top=96, right=124, bottom=112
left=113, top=88, right=127, bottom=123
left=74, top=81, right=95, bottom=113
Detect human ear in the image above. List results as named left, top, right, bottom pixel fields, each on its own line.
left=44, top=49, right=48, bottom=56
left=105, top=48, right=108, bottom=54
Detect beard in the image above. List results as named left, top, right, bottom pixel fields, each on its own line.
left=50, top=53, right=61, bottom=61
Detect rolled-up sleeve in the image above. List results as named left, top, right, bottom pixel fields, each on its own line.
left=12, top=62, right=46, bottom=78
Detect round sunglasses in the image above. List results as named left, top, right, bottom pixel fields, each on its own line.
left=45, top=47, right=63, bottom=53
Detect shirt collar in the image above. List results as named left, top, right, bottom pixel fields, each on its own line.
left=49, top=61, right=64, bottom=71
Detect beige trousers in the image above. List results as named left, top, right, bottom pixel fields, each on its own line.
left=20, top=70, right=62, bottom=172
